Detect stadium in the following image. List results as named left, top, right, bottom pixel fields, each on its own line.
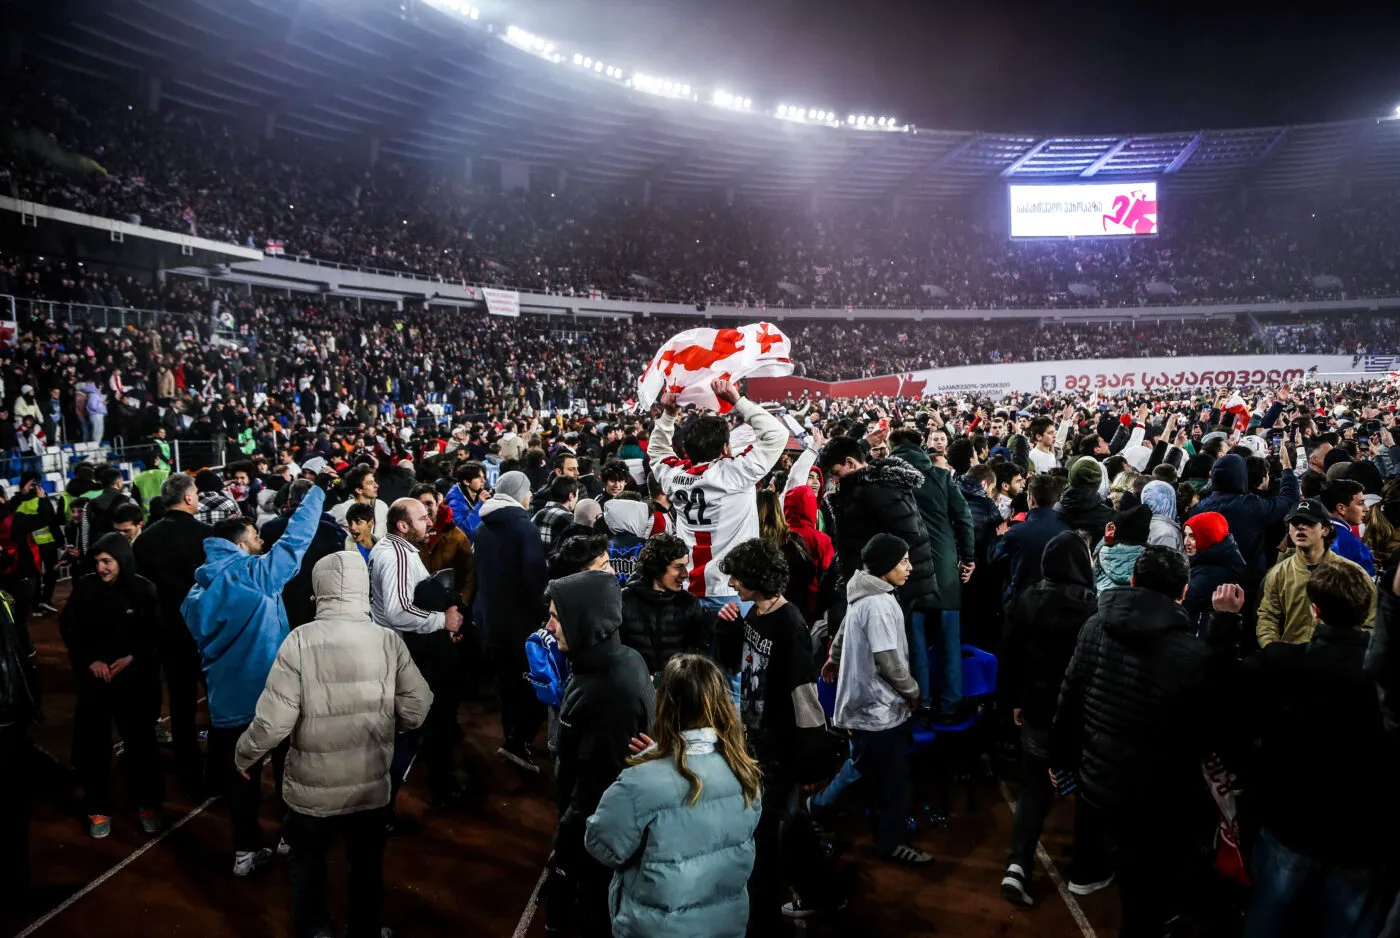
left=3, top=1, right=1400, bottom=937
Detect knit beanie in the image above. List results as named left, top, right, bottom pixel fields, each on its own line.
left=1185, top=511, right=1229, bottom=553
left=861, top=533, right=910, bottom=578
left=1114, top=504, right=1153, bottom=545
left=1068, top=457, right=1103, bottom=489
left=494, top=471, right=532, bottom=506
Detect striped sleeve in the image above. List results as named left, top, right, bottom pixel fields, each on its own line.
left=370, top=538, right=446, bottom=634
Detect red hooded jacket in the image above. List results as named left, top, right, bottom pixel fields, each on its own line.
left=783, top=486, right=835, bottom=623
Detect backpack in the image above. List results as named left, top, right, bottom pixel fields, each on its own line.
left=524, top=627, right=569, bottom=707
left=608, top=536, right=644, bottom=588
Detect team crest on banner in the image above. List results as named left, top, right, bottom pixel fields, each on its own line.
left=637, top=322, right=794, bottom=413
left=1041, top=375, right=1057, bottom=392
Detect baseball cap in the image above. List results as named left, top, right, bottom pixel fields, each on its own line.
left=1286, top=499, right=1330, bottom=526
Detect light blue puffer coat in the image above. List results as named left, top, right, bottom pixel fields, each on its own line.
left=585, top=728, right=760, bottom=938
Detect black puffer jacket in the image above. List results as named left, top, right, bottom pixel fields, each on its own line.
left=1051, top=586, right=1218, bottom=810
left=619, top=582, right=715, bottom=675
left=956, top=474, right=1003, bottom=565
left=827, top=457, right=937, bottom=607
left=554, top=570, right=655, bottom=841
left=1002, top=532, right=1098, bottom=729
left=1056, top=484, right=1115, bottom=539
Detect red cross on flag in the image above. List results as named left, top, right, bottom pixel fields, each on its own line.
left=638, top=321, right=794, bottom=413
left=1224, top=392, right=1252, bottom=432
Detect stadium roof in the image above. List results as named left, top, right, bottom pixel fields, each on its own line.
left=11, top=0, right=1400, bottom=202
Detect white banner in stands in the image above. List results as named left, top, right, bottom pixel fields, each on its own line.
left=482, top=287, right=520, bottom=318
left=747, top=354, right=1391, bottom=402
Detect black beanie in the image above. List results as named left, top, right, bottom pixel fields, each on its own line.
left=862, top=533, right=910, bottom=578
left=1114, top=504, right=1153, bottom=545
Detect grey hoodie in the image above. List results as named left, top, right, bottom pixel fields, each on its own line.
left=829, top=570, right=919, bottom=730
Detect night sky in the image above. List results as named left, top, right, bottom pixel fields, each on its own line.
left=510, top=0, right=1400, bottom=133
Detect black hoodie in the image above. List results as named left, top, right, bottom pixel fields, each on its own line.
left=1003, top=532, right=1098, bottom=729
left=59, top=532, right=161, bottom=674
left=553, top=570, right=654, bottom=838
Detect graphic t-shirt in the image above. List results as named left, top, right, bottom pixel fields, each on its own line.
left=719, top=601, right=816, bottom=765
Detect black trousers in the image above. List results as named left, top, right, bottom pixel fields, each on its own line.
left=207, top=724, right=286, bottom=853
left=492, top=639, right=545, bottom=750
left=286, top=807, right=388, bottom=938
left=400, top=629, right=463, bottom=800
left=2, top=576, right=38, bottom=710
left=38, top=544, right=59, bottom=607
left=0, top=724, right=29, bottom=897
left=548, top=822, right=613, bottom=938
left=1078, top=797, right=1194, bottom=938
left=159, top=624, right=206, bottom=784
left=72, top=669, right=164, bottom=815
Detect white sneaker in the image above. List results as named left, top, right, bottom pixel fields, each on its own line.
left=276, top=837, right=292, bottom=857
left=1068, top=872, right=1114, bottom=896
left=1000, top=863, right=1033, bottom=907
left=232, top=848, right=273, bottom=877
left=883, top=843, right=935, bottom=866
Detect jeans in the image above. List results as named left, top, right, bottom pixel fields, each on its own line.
left=1007, top=724, right=1054, bottom=872
left=913, top=610, right=963, bottom=713
left=548, top=822, right=613, bottom=938
left=86, top=413, right=105, bottom=444
left=700, top=595, right=753, bottom=710
left=851, top=723, right=913, bottom=857
left=1078, top=798, right=1190, bottom=938
left=72, top=669, right=164, bottom=815
left=811, top=744, right=861, bottom=813
left=1244, top=826, right=1399, bottom=938
left=207, top=724, right=286, bottom=853
left=287, top=807, right=388, bottom=938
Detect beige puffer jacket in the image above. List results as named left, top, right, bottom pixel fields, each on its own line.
left=234, top=551, right=433, bottom=817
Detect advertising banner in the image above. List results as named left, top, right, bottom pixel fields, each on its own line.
left=482, top=287, right=520, bottom=318
left=1009, top=182, right=1158, bottom=238
left=746, top=354, right=1385, bottom=402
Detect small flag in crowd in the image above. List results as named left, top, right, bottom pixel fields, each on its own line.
left=637, top=322, right=794, bottom=413
left=1225, top=392, right=1251, bottom=431
left=264, top=239, right=285, bottom=256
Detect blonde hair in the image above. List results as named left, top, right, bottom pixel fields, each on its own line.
left=756, top=488, right=789, bottom=545
left=632, top=654, right=762, bottom=807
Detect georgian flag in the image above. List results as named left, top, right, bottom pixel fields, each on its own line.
left=1225, top=392, right=1251, bottom=432
left=637, top=322, right=794, bottom=413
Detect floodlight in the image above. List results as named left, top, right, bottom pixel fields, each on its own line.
left=742, top=98, right=751, bottom=109
left=777, top=104, right=788, bottom=116
left=468, top=7, right=479, bottom=18
left=583, top=57, right=593, bottom=67
left=573, top=53, right=583, bottom=65
left=594, top=61, right=603, bottom=72
left=681, top=84, right=690, bottom=96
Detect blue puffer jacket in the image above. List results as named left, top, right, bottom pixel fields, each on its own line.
left=182, top=486, right=325, bottom=728
left=1093, top=543, right=1144, bottom=594
left=444, top=481, right=484, bottom=542
left=585, top=728, right=760, bottom=938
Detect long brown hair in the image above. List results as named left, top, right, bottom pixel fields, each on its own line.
left=631, top=654, right=763, bottom=807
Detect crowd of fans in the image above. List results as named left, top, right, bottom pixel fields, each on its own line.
left=7, top=56, right=1400, bottom=938
left=9, top=67, right=1400, bottom=310
left=6, top=366, right=1400, bottom=937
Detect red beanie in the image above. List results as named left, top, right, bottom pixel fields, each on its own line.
left=1186, top=512, right=1229, bottom=553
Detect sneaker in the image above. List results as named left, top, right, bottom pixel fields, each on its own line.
left=154, top=723, right=172, bottom=745
left=232, top=848, right=274, bottom=877
left=1068, top=872, right=1115, bottom=896
left=87, top=814, right=111, bottom=839
left=37, top=602, right=59, bottom=615
left=781, top=896, right=848, bottom=919
left=138, top=809, right=162, bottom=835
left=883, top=843, right=935, bottom=866
left=1000, top=863, right=1033, bottom=907
left=276, top=837, right=292, bottom=857
left=497, top=739, right=540, bottom=773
